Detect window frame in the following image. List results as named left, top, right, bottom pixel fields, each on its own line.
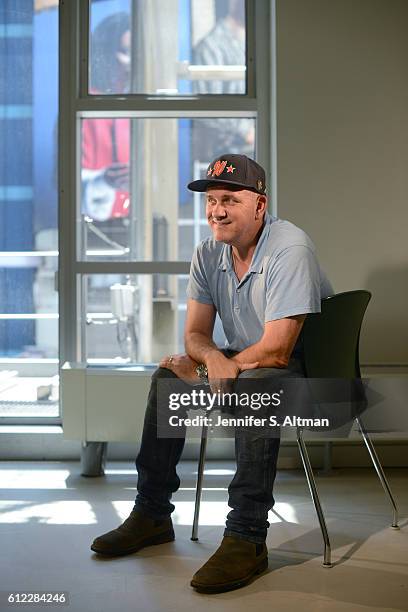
left=59, top=0, right=276, bottom=368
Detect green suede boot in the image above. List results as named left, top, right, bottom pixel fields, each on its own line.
left=190, top=535, right=268, bottom=594
left=90, top=509, right=174, bottom=556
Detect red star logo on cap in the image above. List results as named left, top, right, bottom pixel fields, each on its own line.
left=226, top=164, right=235, bottom=173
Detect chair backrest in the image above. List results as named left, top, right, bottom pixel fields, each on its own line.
left=301, top=290, right=371, bottom=379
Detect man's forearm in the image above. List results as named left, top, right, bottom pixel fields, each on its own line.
left=184, top=332, right=223, bottom=365
left=185, top=333, right=288, bottom=369
left=232, top=339, right=288, bottom=369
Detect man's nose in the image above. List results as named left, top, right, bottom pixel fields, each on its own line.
left=210, top=201, right=227, bottom=218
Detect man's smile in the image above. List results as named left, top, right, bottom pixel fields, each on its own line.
left=210, top=219, right=231, bottom=225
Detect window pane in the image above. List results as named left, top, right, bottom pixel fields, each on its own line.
left=79, top=116, right=256, bottom=261
left=89, top=0, right=247, bottom=95
left=80, top=274, right=226, bottom=364
left=0, top=2, right=59, bottom=417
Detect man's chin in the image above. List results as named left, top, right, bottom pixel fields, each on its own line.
left=211, top=226, right=233, bottom=242
left=212, top=232, right=233, bottom=244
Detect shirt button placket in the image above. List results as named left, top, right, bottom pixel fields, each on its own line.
left=235, top=286, right=240, bottom=310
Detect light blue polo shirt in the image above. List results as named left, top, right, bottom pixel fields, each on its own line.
left=186, top=212, right=334, bottom=354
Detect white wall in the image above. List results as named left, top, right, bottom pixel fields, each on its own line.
left=276, top=0, right=408, bottom=364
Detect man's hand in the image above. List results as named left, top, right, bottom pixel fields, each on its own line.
left=159, top=353, right=200, bottom=384
left=206, top=352, right=259, bottom=394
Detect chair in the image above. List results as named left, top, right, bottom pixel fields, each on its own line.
left=191, top=290, right=400, bottom=567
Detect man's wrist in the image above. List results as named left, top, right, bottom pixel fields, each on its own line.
left=202, top=347, right=222, bottom=364
left=195, top=363, right=208, bottom=382
left=229, top=353, right=242, bottom=366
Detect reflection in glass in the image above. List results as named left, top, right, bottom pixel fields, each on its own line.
left=192, top=0, right=246, bottom=95
left=89, top=10, right=131, bottom=94
left=0, top=2, right=59, bottom=415
left=80, top=117, right=256, bottom=261
left=89, top=0, right=246, bottom=96
left=81, top=274, right=226, bottom=364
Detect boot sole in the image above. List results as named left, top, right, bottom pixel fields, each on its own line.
left=190, top=556, right=268, bottom=594
left=90, top=529, right=175, bottom=557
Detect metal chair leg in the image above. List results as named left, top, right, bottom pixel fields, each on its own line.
left=297, top=427, right=333, bottom=567
left=191, top=424, right=208, bottom=541
left=355, top=416, right=399, bottom=529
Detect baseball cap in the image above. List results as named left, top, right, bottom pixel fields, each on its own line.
left=187, top=154, right=267, bottom=195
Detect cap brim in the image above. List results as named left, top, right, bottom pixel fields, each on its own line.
left=187, top=178, right=263, bottom=194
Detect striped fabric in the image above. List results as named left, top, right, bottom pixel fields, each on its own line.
left=192, top=18, right=253, bottom=159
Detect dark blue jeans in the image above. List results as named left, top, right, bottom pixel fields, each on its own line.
left=133, top=354, right=305, bottom=544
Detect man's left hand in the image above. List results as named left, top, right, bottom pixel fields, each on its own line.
left=159, top=353, right=200, bottom=384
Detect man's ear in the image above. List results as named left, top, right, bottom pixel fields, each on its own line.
left=255, top=195, right=267, bottom=218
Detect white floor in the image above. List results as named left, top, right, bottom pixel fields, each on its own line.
left=0, top=461, right=407, bottom=612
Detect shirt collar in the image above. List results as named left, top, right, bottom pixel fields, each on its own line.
left=218, top=212, right=274, bottom=273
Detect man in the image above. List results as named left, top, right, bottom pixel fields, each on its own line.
left=82, top=12, right=131, bottom=222
left=91, top=154, right=334, bottom=593
left=192, top=0, right=254, bottom=160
